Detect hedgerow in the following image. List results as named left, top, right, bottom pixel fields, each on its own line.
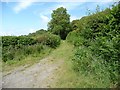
left=36, top=33, right=61, bottom=48
left=2, top=32, right=61, bottom=62
left=67, top=3, right=120, bottom=87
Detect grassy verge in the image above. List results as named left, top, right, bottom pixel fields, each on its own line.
left=50, top=40, right=74, bottom=60
left=49, top=41, right=113, bottom=88
left=2, top=46, right=52, bottom=72
left=2, top=40, right=116, bottom=87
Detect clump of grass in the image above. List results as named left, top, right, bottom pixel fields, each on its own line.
left=71, top=46, right=111, bottom=87
left=2, top=45, right=52, bottom=72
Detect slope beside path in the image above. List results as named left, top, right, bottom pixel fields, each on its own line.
left=2, top=41, right=74, bottom=88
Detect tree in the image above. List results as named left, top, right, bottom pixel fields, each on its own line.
left=48, top=7, right=71, bottom=40
left=71, top=19, right=79, bottom=31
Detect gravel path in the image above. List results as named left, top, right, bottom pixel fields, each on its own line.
left=2, top=41, right=72, bottom=88
left=2, top=56, right=64, bottom=88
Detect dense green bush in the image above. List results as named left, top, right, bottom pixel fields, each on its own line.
left=67, top=3, right=120, bottom=87
left=66, top=30, right=80, bottom=45
left=36, top=33, right=61, bottom=48
left=2, top=32, right=61, bottom=62
left=2, top=36, right=36, bottom=47
left=2, top=43, right=45, bottom=62
left=2, top=36, right=37, bottom=62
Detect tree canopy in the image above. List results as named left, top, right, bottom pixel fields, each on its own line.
left=48, top=7, right=71, bottom=40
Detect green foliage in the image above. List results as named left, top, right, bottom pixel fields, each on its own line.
left=66, top=30, right=84, bottom=46
left=2, top=36, right=36, bottom=47
left=67, top=3, right=120, bottom=87
left=70, top=19, right=79, bottom=31
left=36, top=33, right=61, bottom=48
left=28, top=29, right=47, bottom=37
left=2, top=43, right=45, bottom=62
left=2, top=36, right=37, bottom=62
left=48, top=7, right=71, bottom=40
left=71, top=46, right=111, bottom=87
left=2, top=31, right=61, bottom=62
left=2, top=3, right=120, bottom=87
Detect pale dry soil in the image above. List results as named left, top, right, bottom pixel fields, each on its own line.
left=2, top=41, right=74, bottom=88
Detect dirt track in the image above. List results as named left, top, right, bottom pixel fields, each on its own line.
left=2, top=41, right=73, bottom=88
left=2, top=56, right=64, bottom=88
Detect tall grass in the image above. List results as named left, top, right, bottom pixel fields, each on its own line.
left=2, top=32, right=61, bottom=72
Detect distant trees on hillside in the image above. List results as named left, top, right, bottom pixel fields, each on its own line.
left=28, top=29, right=47, bottom=37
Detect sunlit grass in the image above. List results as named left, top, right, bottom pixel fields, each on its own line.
left=2, top=46, right=52, bottom=72
left=49, top=41, right=112, bottom=88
